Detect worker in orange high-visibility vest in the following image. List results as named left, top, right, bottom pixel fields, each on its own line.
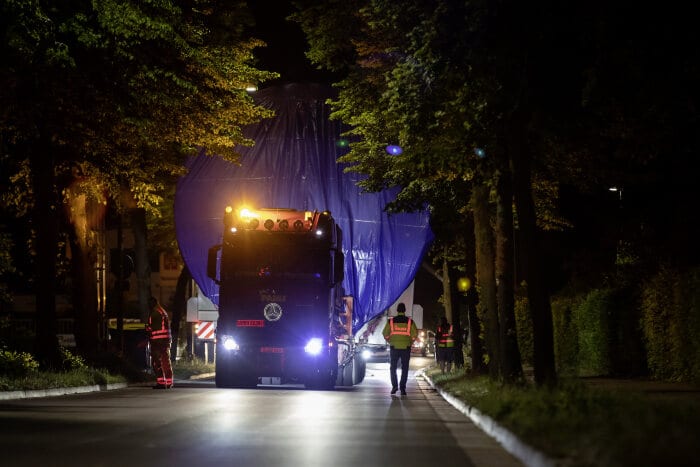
left=382, top=303, right=418, bottom=396
left=147, top=297, right=173, bottom=389
left=436, top=316, right=455, bottom=374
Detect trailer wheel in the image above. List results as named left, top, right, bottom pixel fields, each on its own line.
left=335, top=360, right=354, bottom=387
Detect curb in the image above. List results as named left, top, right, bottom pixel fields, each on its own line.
left=188, top=372, right=215, bottom=380
left=0, top=371, right=214, bottom=401
left=0, top=383, right=128, bottom=401
left=417, top=370, right=557, bottom=467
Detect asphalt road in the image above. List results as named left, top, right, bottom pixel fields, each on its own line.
left=0, top=356, right=522, bottom=467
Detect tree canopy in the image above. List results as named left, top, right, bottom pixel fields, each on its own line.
left=292, top=0, right=700, bottom=384
left=1, top=0, right=277, bottom=365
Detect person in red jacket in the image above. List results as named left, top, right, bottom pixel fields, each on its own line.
left=147, top=297, right=173, bottom=389
left=436, top=316, right=455, bottom=374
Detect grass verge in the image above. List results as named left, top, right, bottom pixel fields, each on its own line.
left=0, top=357, right=215, bottom=392
left=427, top=368, right=700, bottom=467
left=172, top=357, right=214, bottom=380
left=0, top=368, right=125, bottom=391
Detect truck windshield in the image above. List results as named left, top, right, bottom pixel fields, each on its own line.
left=222, top=235, right=328, bottom=282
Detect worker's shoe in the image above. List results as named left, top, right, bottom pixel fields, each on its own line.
left=390, top=387, right=398, bottom=395
left=400, top=389, right=407, bottom=396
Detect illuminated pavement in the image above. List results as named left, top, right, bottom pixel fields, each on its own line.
left=0, top=357, right=522, bottom=467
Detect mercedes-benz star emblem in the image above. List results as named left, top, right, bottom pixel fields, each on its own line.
left=263, top=302, right=283, bottom=322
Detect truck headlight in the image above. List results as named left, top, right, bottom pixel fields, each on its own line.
left=361, top=349, right=372, bottom=360
left=304, top=337, right=324, bottom=355
left=220, top=335, right=240, bottom=351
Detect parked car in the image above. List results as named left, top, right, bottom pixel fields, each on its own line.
left=360, top=344, right=390, bottom=362
left=411, top=329, right=435, bottom=356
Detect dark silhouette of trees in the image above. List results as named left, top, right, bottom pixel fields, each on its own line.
left=1, top=1, right=276, bottom=366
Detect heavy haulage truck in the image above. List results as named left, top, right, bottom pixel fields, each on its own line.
left=207, top=207, right=365, bottom=389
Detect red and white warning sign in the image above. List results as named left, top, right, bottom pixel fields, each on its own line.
left=196, top=321, right=216, bottom=340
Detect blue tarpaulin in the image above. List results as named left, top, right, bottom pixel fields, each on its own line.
left=174, top=83, right=433, bottom=332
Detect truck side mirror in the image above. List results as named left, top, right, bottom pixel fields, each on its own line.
left=207, top=245, right=222, bottom=285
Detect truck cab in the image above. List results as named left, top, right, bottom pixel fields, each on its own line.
left=207, top=207, right=363, bottom=389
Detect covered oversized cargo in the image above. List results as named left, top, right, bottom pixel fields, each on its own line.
left=175, top=83, right=433, bottom=336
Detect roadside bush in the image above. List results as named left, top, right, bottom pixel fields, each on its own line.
left=551, top=293, right=582, bottom=377
left=0, top=348, right=39, bottom=377
left=641, top=266, right=700, bottom=382
left=60, top=346, right=88, bottom=371
left=573, top=288, right=615, bottom=376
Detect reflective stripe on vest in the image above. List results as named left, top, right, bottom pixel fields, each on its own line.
left=389, top=317, right=412, bottom=337
left=150, top=329, right=171, bottom=340
left=438, top=325, right=454, bottom=347
left=149, top=306, right=172, bottom=340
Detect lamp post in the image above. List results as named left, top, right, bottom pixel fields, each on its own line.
left=609, top=186, right=624, bottom=265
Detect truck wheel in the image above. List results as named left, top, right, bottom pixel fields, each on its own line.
left=352, top=357, right=366, bottom=385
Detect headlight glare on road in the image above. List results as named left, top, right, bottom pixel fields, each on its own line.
left=304, top=337, right=324, bottom=355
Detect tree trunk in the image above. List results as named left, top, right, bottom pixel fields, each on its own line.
left=472, top=181, right=500, bottom=379
left=463, top=217, right=486, bottom=374
left=130, top=208, right=151, bottom=323
left=495, top=163, right=523, bottom=382
left=114, top=215, right=125, bottom=354
left=30, top=138, right=61, bottom=369
left=466, top=288, right=486, bottom=374
left=67, top=192, right=99, bottom=357
left=510, top=133, right=557, bottom=386
left=441, top=254, right=453, bottom=324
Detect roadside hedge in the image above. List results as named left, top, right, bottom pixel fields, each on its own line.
left=544, top=265, right=700, bottom=383
left=641, top=266, right=700, bottom=382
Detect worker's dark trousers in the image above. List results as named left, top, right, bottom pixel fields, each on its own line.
left=150, top=339, right=173, bottom=387
left=389, top=347, right=411, bottom=390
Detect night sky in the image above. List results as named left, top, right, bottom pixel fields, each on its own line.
left=247, top=0, right=335, bottom=85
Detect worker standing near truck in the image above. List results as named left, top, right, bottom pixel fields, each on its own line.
left=147, top=297, right=173, bottom=389
left=382, top=303, right=418, bottom=396
left=436, top=316, right=455, bottom=374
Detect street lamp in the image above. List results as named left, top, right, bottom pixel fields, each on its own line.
left=457, top=277, right=471, bottom=294
left=609, top=186, right=623, bottom=201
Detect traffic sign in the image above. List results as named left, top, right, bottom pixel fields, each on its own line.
left=196, top=321, right=216, bottom=340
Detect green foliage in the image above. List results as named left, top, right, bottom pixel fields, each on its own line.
left=0, top=232, right=16, bottom=303
left=428, top=370, right=700, bottom=466
left=2, top=0, right=277, bottom=218
left=549, top=264, right=700, bottom=383
left=0, top=366, right=123, bottom=391
left=641, top=266, right=700, bottom=382
left=60, top=347, right=88, bottom=372
left=550, top=282, right=647, bottom=379
left=172, top=355, right=214, bottom=380
left=551, top=294, right=583, bottom=377
left=573, top=289, right=615, bottom=376
left=0, top=348, right=39, bottom=378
